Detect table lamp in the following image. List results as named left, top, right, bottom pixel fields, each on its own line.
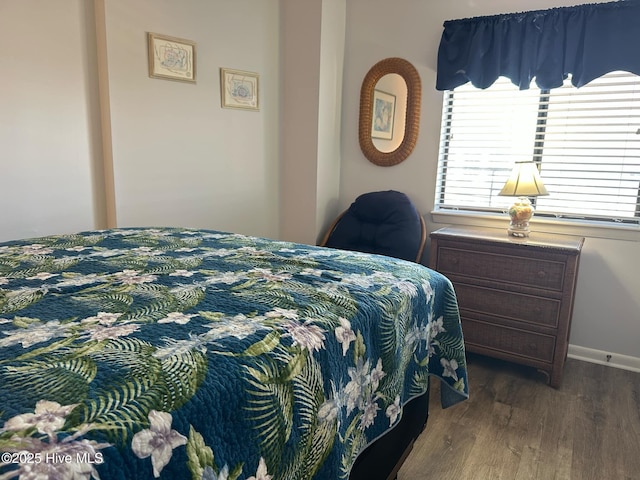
left=498, top=161, right=549, bottom=237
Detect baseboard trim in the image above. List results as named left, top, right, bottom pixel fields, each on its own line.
left=568, top=345, right=640, bottom=373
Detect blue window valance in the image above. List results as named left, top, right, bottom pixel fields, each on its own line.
left=436, top=1, right=640, bottom=91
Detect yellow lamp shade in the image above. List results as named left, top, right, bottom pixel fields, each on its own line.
left=499, top=161, right=549, bottom=237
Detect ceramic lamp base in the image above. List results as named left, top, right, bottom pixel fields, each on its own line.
left=507, top=196, right=534, bottom=237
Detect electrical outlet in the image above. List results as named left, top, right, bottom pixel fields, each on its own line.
left=606, top=354, right=612, bottom=362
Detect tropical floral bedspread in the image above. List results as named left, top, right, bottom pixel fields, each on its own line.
left=0, top=228, right=467, bottom=480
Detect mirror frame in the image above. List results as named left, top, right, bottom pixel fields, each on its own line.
left=359, top=57, right=422, bottom=167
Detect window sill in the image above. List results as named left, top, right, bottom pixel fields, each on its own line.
left=429, top=209, right=640, bottom=242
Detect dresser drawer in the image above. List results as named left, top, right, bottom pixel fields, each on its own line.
left=455, top=283, right=560, bottom=328
left=437, top=246, right=566, bottom=291
left=462, top=318, right=555, bottom=363
left=430, top=226, right=583, bottom=387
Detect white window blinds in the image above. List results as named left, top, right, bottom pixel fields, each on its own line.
left=436, top=72, right=640, bottom=224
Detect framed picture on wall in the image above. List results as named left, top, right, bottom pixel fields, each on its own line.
left=371, top=89, right=396, bottom=140
left=220, top=68, right=260, bottom=111
left=148, top=32, right=196, bottom=83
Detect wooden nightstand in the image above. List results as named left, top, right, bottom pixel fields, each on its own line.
left=429, top=226, right=584, bottom=387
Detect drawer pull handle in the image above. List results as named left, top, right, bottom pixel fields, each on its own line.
left=537, top=270, right=547, bottom=278
left=451, top=257, right=459, bottom=265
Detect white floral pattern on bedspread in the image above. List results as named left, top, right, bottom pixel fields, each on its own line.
left=0, top=228, right=468, bottom=479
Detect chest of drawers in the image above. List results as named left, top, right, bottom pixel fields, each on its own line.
left=429, top=226, right=583, bottom=387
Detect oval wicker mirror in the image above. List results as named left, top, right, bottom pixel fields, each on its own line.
left=359, top=57, right=421, bottom=167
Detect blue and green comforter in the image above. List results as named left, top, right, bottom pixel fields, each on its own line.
left=0, top=228, right=467, bottom=479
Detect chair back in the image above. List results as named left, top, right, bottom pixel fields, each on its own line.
left=320, top=190, right=426, bottom=263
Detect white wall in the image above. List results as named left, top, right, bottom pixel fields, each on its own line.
left=104, top=0, right=280, bottom=238
left=0, top=0, right=100, bottom=241
left=315, top=0, right=346, bottom=243
left=279, top=0, right=345, bottom=245
left=279, top=0, right=323, bottom=245
left=341, top=0, right=640, bottom=363
left=0, top=0, right=280, bottom=243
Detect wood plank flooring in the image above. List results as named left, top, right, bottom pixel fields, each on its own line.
left=398, top=354, right=640, bottom=480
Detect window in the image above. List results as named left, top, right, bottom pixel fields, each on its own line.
left=435, top=72, right=640, bottom=225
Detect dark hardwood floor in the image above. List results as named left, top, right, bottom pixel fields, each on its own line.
left=398, top=354, right=640, bottom=480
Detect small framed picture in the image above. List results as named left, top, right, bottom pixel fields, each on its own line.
left=220, top=68, right=259, bottom=111
left=371, top=89, right=396, bottom=140
left=148, top=32, right=196, bottom=83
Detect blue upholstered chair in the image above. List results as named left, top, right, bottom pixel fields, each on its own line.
left=319, top=190, right=426, bottom=263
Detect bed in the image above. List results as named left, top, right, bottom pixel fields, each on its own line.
left=0, top=227, right=468, bottom=480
